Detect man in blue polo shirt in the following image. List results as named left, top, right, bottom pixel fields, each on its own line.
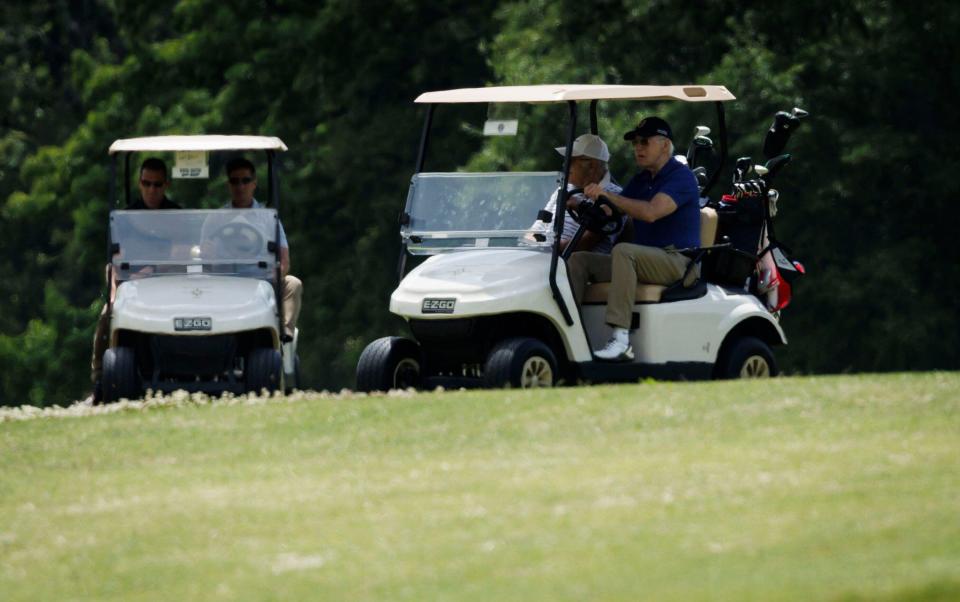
left=567, top=116, right=700, bottom=361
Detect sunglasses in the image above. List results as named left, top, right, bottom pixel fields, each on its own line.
left=140, top=179, right=165, bottom=188
left=229, top=176, right=255, bottom=185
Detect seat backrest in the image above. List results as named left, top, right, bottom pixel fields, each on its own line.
left=700, top=206, right=718, bottom=247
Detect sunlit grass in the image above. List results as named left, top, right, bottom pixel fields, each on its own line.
left=1, top=373, right=958, bottom=601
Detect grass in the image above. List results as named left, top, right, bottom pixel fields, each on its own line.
left=1, top=373, right=958, bottom=601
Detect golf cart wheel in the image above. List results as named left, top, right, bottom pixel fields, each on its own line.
left=717, top=336, right=778, bottom=379
left=102, top=347, right=140, bottom=403
left=355, top=337, right=421, bottom=393
left=484, top=337, right=557, bottom=389
left=246, top=347, right=282, bottom=394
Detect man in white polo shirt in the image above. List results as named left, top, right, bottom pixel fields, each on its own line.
left=224, top=157, right=302, bottom=342
left=531, top=133, right=625, bottom=253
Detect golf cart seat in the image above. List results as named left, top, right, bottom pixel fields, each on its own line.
left=582, top=206, right=718, bottom=304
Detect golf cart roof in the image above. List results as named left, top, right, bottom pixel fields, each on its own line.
left=415, top=84, right=735, bottom=104
left=108, top=135, right=288, bottom=154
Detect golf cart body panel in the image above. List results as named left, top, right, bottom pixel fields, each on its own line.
left=391, top=249, right=592, bottom=362
left=580, top=284, right=785, bottom=365
left=111, top=276, right=279, bottom=342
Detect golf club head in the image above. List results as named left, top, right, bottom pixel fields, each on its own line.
left=695, top=125, right=711, bottom=137
left=763, top=153, right=792, bottom=182
left=763, top=107, right=809, bottom=159
left=754, top=165, right=769, bottom=176
left=734, top=156, right=753, bottom=182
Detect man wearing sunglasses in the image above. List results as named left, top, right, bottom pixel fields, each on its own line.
left=88, top=158, right=181, bottom=402
left=224, top=157, right=302, bottom=343
left=128, top=157, right=181, bottom=209
left=567, top=116, right=701, bottom=361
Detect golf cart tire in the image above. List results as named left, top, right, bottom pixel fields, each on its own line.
left=246, top=347, right=282, bottom=394
left=717, top=336, right=778, bottom=379
left=484, top=337, right=557, bottom=389
left=356, top=336, right=422, bottom=393
left=102, top=347, right=139, bottom=402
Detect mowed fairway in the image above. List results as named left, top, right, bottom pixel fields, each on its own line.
left=2, top=373, right=958, bottom=601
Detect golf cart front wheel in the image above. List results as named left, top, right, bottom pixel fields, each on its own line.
left=246, top=347, right=282, bottom=394
left=717, top=336, right=778, bottom=379
left=484, top=337, right=557, bottom=389
left=102, top=347, right=140, bottom=402
left=355, top=337, right=422, bottom=392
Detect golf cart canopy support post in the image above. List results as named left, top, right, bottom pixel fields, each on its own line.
left=550, top=101, right=577, bottom=326
left=703, top=101, right=728, bottom=197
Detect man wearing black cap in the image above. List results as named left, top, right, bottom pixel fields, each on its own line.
left=567, top=116, right=700, bottom=361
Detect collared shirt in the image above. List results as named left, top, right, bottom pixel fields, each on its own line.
left=621, top=156, right=700, bottom=249
left=533, top=172, right=624, bottom=253
left=222, top=198, right=289, bottom=249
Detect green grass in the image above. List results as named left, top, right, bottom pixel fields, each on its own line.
left=2, top=373, right=959, bottom=601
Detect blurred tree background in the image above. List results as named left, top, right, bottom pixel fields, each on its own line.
left=1, top=0, right=957, bottom=406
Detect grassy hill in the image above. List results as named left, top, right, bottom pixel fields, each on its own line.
left=2, top=373, right=958, bottom=601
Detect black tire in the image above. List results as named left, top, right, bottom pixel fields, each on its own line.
left=716, top=336, right=778, bottom=379
left=483, top=337, right=557, bottom=389
left=102, top=347, right=139, bottom=402
left=246, top=347, right=282, bottom=394
left=355, top=337, right=421, bottom=392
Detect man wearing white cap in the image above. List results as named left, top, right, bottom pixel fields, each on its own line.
left=531, top=133, right=625, bottom=253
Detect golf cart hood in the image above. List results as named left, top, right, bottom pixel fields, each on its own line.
left=391, top=249, right=565, bottom=318
left=112, top=275, right=278, bottom=335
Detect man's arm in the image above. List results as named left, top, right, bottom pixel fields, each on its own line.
left=584, top=183, right=677, bottom=223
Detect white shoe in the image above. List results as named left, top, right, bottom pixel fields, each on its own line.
left=594, top=336, right=634, bottom=361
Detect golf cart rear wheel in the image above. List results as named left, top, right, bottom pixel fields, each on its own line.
left=484, top=337, right=557, bottom=389
left=718, top=336, right=778, bottom=379
left=102, top=347, right=139, bottom=402
left=356, top=337, right=422, bottom=392
left=246, top=347, right=282, bottom=394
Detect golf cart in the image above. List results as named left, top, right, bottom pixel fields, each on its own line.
left=100, top=135, right=300, bottom=401
left=356, top=85, right=789, bottom=391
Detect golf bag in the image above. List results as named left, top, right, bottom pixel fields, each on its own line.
left=704, top=107, right=808, bottom=310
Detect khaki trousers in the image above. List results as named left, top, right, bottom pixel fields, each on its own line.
left=282, top=274, right=303, bottom=338
left=90, top=274, right=303, bottom=382
left=567, top=243, right=691, bottom=329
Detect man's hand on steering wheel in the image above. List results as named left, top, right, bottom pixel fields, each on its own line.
left=564, top=187, right=622, bottom=234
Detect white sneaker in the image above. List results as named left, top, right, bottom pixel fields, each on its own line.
left=594, top=336, right=634, bottom=361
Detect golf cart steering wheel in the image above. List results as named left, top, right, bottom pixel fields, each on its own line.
left=209, top=222, right=265, bottom=258
left=566, top=188, right=623, bottom=235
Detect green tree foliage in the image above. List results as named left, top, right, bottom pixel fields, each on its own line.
left=0, top=0, right=956, bottom=405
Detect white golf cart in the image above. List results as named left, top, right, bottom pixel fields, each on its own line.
left=356, top=85, right=786, bottom=391
left=100, top=135, right=299, bottom=401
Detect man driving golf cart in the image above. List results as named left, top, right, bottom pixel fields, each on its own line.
left=96, top=135, right=301, bottom=402
left=530, top=133, right=626, bottom=253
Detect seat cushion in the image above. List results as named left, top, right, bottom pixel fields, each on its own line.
left=582, top=282, right=666, bottom=304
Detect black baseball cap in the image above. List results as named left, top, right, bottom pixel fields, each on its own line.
left=623, top=116, right=673, bottom=141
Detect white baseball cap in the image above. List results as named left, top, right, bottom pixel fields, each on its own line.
left=555, top=134, right=610, bottom=162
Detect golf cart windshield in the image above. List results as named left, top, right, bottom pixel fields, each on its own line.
left=402, top=172, right=561, bottom=254
left=110, top=209, right=278, bottom=280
